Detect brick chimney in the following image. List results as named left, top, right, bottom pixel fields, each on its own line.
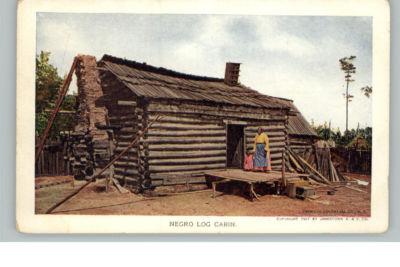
left=72, top=55, right=111, bottom=179
left=224, top=62, right=241, bottom=86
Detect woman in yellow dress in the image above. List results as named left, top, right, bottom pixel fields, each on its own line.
left=253, top=127, right=270, bottom=171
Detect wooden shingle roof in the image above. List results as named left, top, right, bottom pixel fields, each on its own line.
left=99, top=55, right=290, bottom=110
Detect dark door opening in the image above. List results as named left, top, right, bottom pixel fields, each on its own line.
left=226, top=125, right=245, bottom=168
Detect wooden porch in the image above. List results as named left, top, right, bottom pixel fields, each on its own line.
left=205, top=169, right=308, bottom=201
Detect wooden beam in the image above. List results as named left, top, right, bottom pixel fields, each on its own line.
left=149, top=163, right=226, bottom=173
left=147, top=129, right=226, bottom=137
left=148, top=143, right=226, bottom=151
left=281, top=151, right=286, bottom=187
left=288, top=147, right=331, bottom=185
left=149, top=123, right=224, bottom=131
left=147, top=104, right=286, bottom=121
left=148, top=150, right=226, bottom=159
left=223, top=120, right=247, bottom=125
left=112, top=178, right=130, bottom=194
left=117, top=100, right=137, bottom=106
left=149, top=156, right=226, bottom=165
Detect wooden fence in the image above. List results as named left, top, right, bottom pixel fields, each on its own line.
left=35, top=140, right=71, bottom=177
left=331, top=148, right=371, bottom=174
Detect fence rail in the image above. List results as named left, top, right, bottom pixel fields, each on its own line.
left=35, top=140, right=71, bottom=177
left=331, top=148, right=371, bottom=174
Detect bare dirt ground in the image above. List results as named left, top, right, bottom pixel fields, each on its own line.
left=35, top=173, right=371, bottom=216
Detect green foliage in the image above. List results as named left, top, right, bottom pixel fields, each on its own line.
left=35, top=51, right=76, bottom=138
left=36, top=51, right=63, bottom=113
left=361, top=86, right=372, bottom=98
left=339, top=55, right=357, bottom=77
left=313, top=123, right=372, bottom=150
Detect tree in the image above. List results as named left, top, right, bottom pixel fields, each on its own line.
left=36, top=51, right=63, bottom=114
left=339, top=55, right=356, bottom=133
left=361, top=86, right=372, bottom=98
left=36, top=51, right=76, bottom=138
left=312, top=123, right=372, bottom=150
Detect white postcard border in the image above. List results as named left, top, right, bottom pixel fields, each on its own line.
left=16, top=0, right=390, bottom=233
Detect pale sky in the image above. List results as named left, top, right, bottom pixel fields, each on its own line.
left=36, top=13, right=372, bottom=131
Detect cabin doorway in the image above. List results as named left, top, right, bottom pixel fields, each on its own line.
left=226, top=124, right=245, bottom=168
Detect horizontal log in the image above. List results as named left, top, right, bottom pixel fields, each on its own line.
left=271, top=159, right=282, bottom=165
left=245, top=131, right=285, bottom=138
left=150, top=170, right=211, bottom=180
left=109, top=115, right=137, bottom=121
left=154, top=176, right=207, bottom=186
left=148, top=150, right=226, bottom=159
left=114, top=168, right=139, bottom=175
left=223, top=119, right=248, bottom=125
left=147, top=103, right=286, bottom=121
left=147, top=129, right=226, bottom=137
left=116, top=134, right=139, bottom=141
left=246, top=136, right=286, bottom=143
left=146, top=139, right=224, bottom=145
left=149, top=110, right=286, bottom=122
left=149, top=143, right=226, bottom=151
left=114, top=147, right=138, bottom=153
left=151, top=112, right=271, bottom=125
left=108, top=108, right=135, bottom=115
left=270, top=153, right=284, bottom=159
left=246, top=121, right=286, bottom=126
left=245, top=125, right=286, bottom=132
left=119, top=127, right=139, bottom=133
left=148, top=114, right=221, bottom=125
left=144, top=136, right=226, bottom=145
left=147, top=149, right=282, bottom=160
left=148, top=101, right=287, bottom=116
left=149, top=156, right=226, bottom=166
left=114, top=174, right=139, bottom=182
left=149, top=163, right=226, bottom=173
left=114, top=161, right=138, bottom=168
left=149, top=122, right=224, bottom=131
left=117, top=100, right=137, bottom=106
left=119, top=155, right=139, bottom=161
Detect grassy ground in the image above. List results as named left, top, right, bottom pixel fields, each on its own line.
left=35, top=173, right=371, bottom=216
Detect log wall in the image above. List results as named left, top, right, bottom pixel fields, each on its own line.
left=288, top=135, right=315, bottom=157
left=146, top=113, right=227, bottom=186
left=98, top=71, right=290, bottom=188
left=99, top=69, right=141, bottom=188
left=145, top=100, right=289, bottom=186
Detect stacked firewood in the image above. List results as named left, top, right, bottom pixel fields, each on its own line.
left=285, top=145, right=347, bottom=184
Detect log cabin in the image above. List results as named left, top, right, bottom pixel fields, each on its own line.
left=71, top=54, right=315, bottom=190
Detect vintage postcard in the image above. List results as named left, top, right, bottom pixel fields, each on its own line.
left=16, top=0, right=390, bottom=233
